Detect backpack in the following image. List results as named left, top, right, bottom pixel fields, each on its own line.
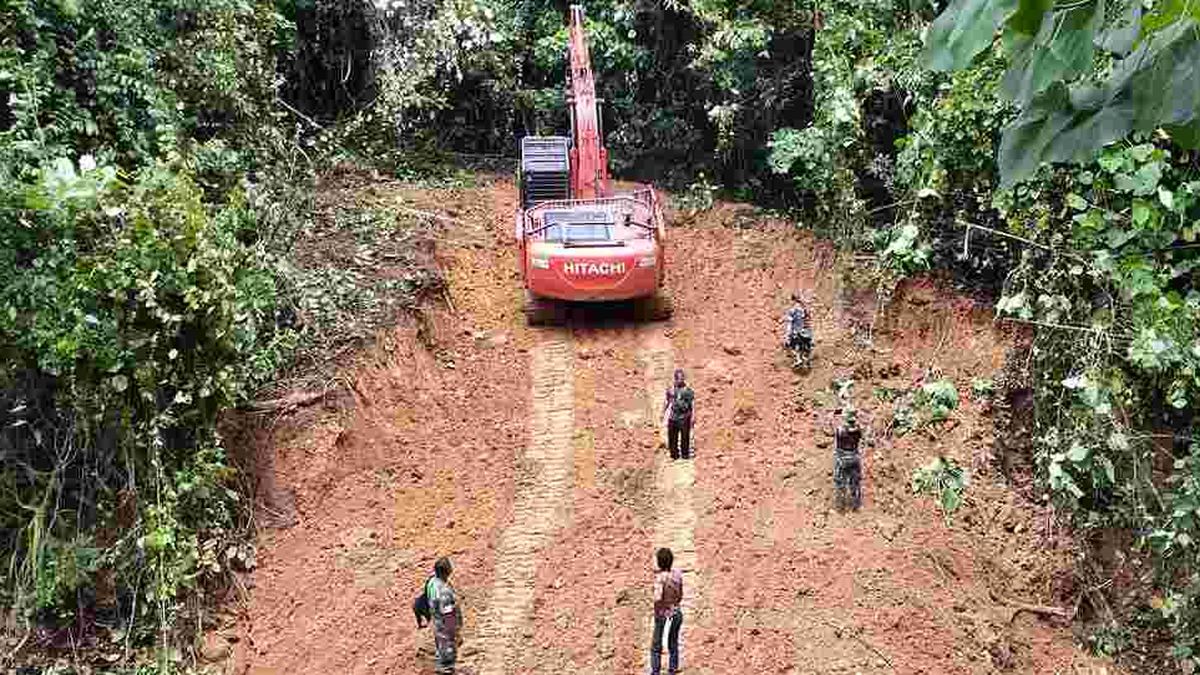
left=413, top=576, right=434, bottom=627
left=656, top=569, right=683, bottom=613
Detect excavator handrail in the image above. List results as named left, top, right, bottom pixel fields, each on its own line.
left=521, top=189, right=662, bottom=237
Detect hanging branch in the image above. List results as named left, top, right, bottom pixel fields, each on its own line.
left=275, top=97, right=324, bottom=130
left=996, top=316, right=1134, bottom=344
left=958, top=220, right=1089, bottom=262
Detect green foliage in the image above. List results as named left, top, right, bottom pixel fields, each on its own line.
left=874, top=222, right=933, bottom=275
left=924, top=0, right=1200, bottom=185
left=34, top=536, right=99, bottom=618
left=911, top=456, right=968, bottom=524
left=884, top=378, right=961, bottom=434
left=896, top=53, right=1013, bottom=194
left=767, top=0, right=922, bottom=236
left=674, top=172, right=720, bottom=213
left=0, top=0, right=306, bottom=666
left=922, top=0, right=1016, bottom=71
left=982, top=134, right=1200, bottom=661
left=1, top=154, right=280, bottom=628
left=1087, top=621, right=1133, bottom=657
left=971, top=377, right=995, bottom=397
left=918, top=379, right=961, bottom=421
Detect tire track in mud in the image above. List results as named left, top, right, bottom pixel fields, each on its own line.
left=471, top=333, right=574, bottom=675
left=639, top=329, right=701, bottom=673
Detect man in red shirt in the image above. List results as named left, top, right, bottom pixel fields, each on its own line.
left=650, top=547, right=684, bottom=675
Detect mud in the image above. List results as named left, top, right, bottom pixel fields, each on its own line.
left=226, top=180, right=1118, bottom=675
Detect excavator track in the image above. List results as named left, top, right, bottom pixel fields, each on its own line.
left=523, top=291, right=565, bottom=326
left=634, top=290, right=674, bottom=322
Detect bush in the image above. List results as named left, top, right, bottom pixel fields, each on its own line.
left=1, top=155, right=282, bottom=633
left=917, top=379, right=960, bottom=422
left=911, top=456, right=968, bottom=525
left=0, top=0, right=301, bottom=664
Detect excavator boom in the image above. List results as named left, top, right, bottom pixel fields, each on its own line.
left=567, top=5, right=608, bottom=199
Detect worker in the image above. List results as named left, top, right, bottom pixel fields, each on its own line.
left=833, top=409, right=863, bottom=511
left=662, top=369, right=695, bottom=460
left=426, top=557, right=463, bottom=674
left=783, top=292, right=813, bottom=368
left=650, top=547, right=684, bottom=675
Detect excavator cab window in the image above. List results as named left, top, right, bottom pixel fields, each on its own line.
left=541, top=209, right=615, bottom=245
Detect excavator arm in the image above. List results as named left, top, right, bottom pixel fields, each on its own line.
left=566, top=5, right=609, bottom=199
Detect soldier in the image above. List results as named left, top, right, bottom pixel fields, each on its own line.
left=426, top=557, right=463, bottom=674
left=833, top=409, right=863, bottom=511
left=783, top=292, right=813, bottom=368
left=662, top=369, right=695, bottom=460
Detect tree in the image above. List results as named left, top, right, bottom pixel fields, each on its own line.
left=924, top=0, right=1200, bottom=186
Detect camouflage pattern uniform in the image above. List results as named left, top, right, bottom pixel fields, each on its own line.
left=784, top=305, right=811, bottom=347
left=834, top=424, right=862, bottom=511
left=784, top=304, right=813, bottom=366
left=427, top=575, right=462, bottom=673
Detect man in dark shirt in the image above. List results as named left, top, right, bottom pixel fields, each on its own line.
left=663, top=369, right=695, bottom=460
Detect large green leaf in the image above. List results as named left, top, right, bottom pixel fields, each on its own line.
left=1130, top=20, right=1200, bottom=131
left=1095, top=0, right=1141, bottom=55
left=923, top=0, right=1019, bottom=71
left=1008, top=0, right=1053, bottom=36
left=997, top=19, right=1200, bottom=185
left=1001, top=1, right=1103, bottom=105
left=1165, top=119, right=1200, bottom=148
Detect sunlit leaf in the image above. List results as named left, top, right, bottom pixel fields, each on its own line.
left=1001, top=2, right=1101, bottom=105
left=924, top=0, right=1020, bottom=71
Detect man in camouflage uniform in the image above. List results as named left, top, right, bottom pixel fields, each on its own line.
left=783, top=292, right=813, bottom=368
left=833, top=409, right=863, bottom=511
left=427, top=557, right=463, bottom=674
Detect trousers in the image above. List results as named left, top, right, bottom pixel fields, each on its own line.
left=650, top=608, right=683, bottom=675
left=668, top=420, right=691, bottom=459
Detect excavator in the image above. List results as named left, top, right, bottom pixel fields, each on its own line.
left=515, top=5, right=672, bottom=325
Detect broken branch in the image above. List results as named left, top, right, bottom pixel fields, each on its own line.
left=242, top=390, right=327, bottom=413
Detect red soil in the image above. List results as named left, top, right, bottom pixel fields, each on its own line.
left=224, top=180, right=1118, bottom=675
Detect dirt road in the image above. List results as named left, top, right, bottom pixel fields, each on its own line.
left=229, top=178, right=1115, bottom=674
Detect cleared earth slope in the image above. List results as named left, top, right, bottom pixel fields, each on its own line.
left=226, top=176, right=1116, bottom=675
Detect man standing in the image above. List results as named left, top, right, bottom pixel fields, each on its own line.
left=663, top=369, right=695, bottom=460
left=650, top=547, right=684, bottom=675
left=833, top=409, right=864, bottom=511
left=783, top=292, right=813, bottom=368
left=426, top=557, right=463, bottom=674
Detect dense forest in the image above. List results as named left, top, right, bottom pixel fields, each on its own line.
left=2, top=0, right=1199, bottom=671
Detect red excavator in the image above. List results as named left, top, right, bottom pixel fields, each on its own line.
left=515, top=5, right=672, bottom=325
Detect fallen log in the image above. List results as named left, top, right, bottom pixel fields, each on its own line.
left=1006, top=602, right=1074, bottom=623
left=242, top=390, right=327, bottom=413
left=989, top=589, right=1076, bottom=623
